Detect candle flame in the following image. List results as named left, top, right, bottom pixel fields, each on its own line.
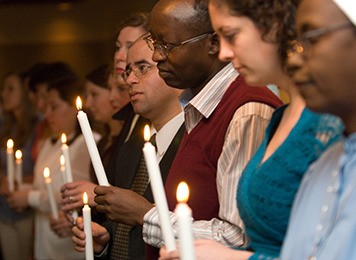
left=15, top=150, right=22, bottom=160
left=43, top=167, right=50, bottom=178
left=144, top=125, right=150, bottom=142
left=76, top=96, right=82, bottom=110
left=60, top=154, right=65, bottom=166
left=7, top=139, right=14, bottom=149
left=61, top=133, right=67, bottom=144
left=176, top=182, right=190, bottom=203
left=83, top=192, right=88, bottom=205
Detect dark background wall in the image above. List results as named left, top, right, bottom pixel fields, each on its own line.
left=0, top=0, right=157, bottom=77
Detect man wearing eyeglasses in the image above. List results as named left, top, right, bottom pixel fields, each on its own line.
left=141, top=0, right=283, bottom=258
left=71, top=34, right=185, bottom=259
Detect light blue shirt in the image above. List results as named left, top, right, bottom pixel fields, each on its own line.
left=281, top=133, right=356, bottom=260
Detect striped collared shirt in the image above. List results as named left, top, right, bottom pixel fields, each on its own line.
left=143, top=63, right=276, bottom=247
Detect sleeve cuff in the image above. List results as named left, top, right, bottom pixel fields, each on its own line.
left=28, top=190, right=41, bottom=208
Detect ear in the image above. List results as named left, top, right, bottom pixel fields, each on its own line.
left=208, top=33, right=220, bottom=55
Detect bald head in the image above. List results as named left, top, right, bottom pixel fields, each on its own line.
left=151, top=0, right=212, bottom=35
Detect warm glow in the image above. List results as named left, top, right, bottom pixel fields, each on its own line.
left=83, top=192, right=88, bottom=205
left=76, top=96, right=82, bottom=110
left=6, top=139, right=14, bottom=150
left=43, top=167, right=50, bottom=178
left=61, top=133, right=67, bottom=144
left=60, top=155, right=65, bottom=166
left=176, top=182, right=190, bottom=203
left=144, top=125, right=150, bottom=142
left=15, top=150, right=22, bottom=160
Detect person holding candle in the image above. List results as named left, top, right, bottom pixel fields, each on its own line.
left=8, top=72, right=93, bottom=259
left=142, top=0, right=283, bottom=258
left=159, top=0, right=344, bottom=259
left=72, top=33, right=185, bottom=260
left=0, top=72, right=39, bottom=260
left=61, top=13, right=151, bottom=214
left=60, top=65, right=133, bottom=227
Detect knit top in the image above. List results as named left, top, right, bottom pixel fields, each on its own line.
left=236, top=105, right=344, bottom=259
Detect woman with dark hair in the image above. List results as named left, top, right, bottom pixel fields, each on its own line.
left=0, top=72, right=38, bottom=260
left=8, top=72, right=92, bottom=259
left=159, top=0, right=343, bottom=259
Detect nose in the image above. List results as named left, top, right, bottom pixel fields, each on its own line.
left=152, top=48, right=167, bottom=63
left=285, top=50, right=304, bottom=79
left=86, top=95, right=93, bottom=108
left=114, top=48, right=126, bottom=63
left=218, top=39, right=234, bottom=62
left=44, top=105, right=51, bottom=119
left=125, top=71, right=139, bottom=86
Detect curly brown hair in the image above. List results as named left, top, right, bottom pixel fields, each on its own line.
left=210, top=0, right=299, bottom=66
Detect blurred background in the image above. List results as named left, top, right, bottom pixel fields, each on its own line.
left=0, top=0, right=157, bottom=77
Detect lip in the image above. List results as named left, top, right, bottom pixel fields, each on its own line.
left=293, top=79, right=314, bottom=91
left=129, top=91, right=143, bottom=101
left=115, top=67, right=125, bottom=75
left=234, top=65, right=247, bottom=74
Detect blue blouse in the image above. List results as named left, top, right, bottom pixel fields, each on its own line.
left=236, top=105, right=344, bottom=259
left=280, top=133, right=356, bottom=260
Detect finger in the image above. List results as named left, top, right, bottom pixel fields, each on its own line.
left=93, top=185, right=109, bottom=195
left=72, top=235, right=86, bottom=248
left=94, top=194, right=106, bottom=205
left=95, top=204, right=107, bottom=214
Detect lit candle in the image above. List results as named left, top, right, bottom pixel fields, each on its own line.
left=15, top=150, right=23, bottom=189
left=82, top=192, right=94, bottom=260
left=43, top=167, right=59, bottom=220
left=61, top=133, right=73, bottom=183
left=60, top=155, right=66, bottom=184
left=142, top=125, right=176, bottom=251
left=76, top=96, right=109, bottom=186
left=59, top=154, right=78, bottom=221
left=6, top=139, right=15, bottom=192
left=175, top=182, right=195, bottom=260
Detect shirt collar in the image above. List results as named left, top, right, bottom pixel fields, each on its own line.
left=151, top=112, right=184, bottom=158
left=180, top=63, right=238, bottom=119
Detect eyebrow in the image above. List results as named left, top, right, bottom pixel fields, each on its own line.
left=126, top=59, right=152, bottom=70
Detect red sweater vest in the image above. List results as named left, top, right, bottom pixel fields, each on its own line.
left=146, top=76, right=282, bottom=259
left=165, top=76, right=282, bottom=219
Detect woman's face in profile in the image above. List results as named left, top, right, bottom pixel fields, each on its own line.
left=114, top=26, right=148, bottom=76
left=208, top=2, right=281, bottom=86
left=291, top=0, right=356, bottom=117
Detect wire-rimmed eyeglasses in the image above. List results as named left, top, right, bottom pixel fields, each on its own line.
left=122, top=64, right=153, bottom=82
left=287, top=21, right=354, bottom=57
left=144, top=33, right=213, bottom=56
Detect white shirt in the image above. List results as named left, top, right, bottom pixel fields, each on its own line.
left=28, top=135, right=92, bottom=260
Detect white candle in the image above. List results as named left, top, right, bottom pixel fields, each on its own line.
left=76, top=96, right=109, bottom=186
left=175, top=182, right=195, bottom=260
left=43, top=167, right=59, bottom=220
left=6, top=139, right=15, bottom=192
left=82, top=192, right=94, bottom=260
left=60, top=155, right=66, bottom=184
left=142, top=125, right=176, bottom=251
left=61, top=133, right=73, bottom=183
left=15, top=150, right=23, bottom=189
left=59, top=154, right=79, bottom=221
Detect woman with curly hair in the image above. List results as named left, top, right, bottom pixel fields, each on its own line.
left=159, top=0, right=344, bottom=259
